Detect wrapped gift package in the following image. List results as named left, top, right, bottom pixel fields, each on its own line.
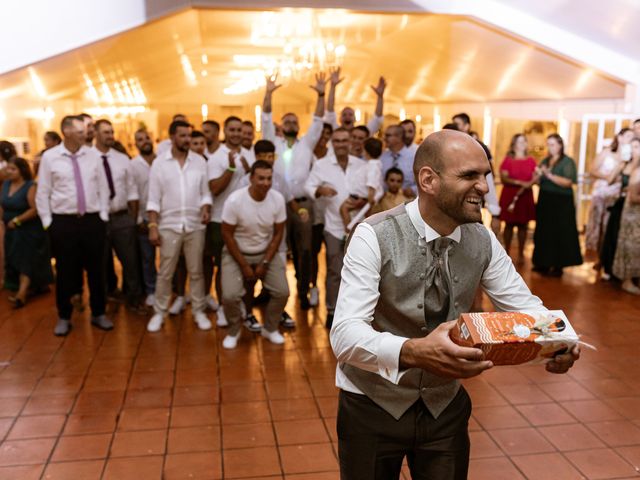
left=450, top=310, right=579, bottom=365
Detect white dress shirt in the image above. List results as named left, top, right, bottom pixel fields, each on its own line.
left=146, top=150, right=212, bottom=233
left=304, top=154, right=366, bottom=239
left=94, top=147, right=139, bottom=214
left=156, top=139, right=172, bottom=156
left=407, top=142, right=419, bottom=158
left=380, top=146, right=417, bottom=192
left=331, top=198, right=546, bottom=395
left=207, top=144, right=254, bottom=223
left=261, top=112, right=323, bottom=199
left=324, top=111, right=384, bottom=137
left=130, top=155, right=153, bottom=223
left=36, top=144, right=110, bottom=228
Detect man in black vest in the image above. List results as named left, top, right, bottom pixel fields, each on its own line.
left=331, top=130, right=580, bottom=479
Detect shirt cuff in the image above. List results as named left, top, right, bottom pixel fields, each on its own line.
left=99, top=211, right=109, bottom=222
left=146, top=201, right=160, bottom=212
left=41, top=215, right=52, bottom=229
left=377, top=333, right=410, bottom=384
left=200, top=195, right=213, bottom=207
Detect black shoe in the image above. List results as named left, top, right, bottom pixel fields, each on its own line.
left=280, top=311, right=295, bottom=329
left=253, top=289, right=270, bottom=306
left=325, top=313, right=334, bottom=330
left=548, top=267, right=564, bottom=277
left=299, top=296, right=310, bottom=310
left=243, top=313, right=262, bottom=333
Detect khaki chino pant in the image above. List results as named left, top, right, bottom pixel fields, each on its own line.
left=154, top=228, right=206, bottom=315
left=221, top=249, right=289, bottom=336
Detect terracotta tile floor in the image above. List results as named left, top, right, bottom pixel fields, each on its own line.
left=1, top=254, right=640, bottom=479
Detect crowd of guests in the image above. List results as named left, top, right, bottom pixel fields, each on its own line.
left=1, top=72, right=639, bottom=342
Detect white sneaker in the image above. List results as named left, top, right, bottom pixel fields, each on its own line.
left=216, top=307, right=228, bottom=327
left=309, top=287, right=319, bottom=307
left=169, top=296, right=185, bottom=315
left=147, top=313, right=164, bottom=332
left=194, top=311, right=212, bottom=331
left=261, top=328, right=285, bottom=345
left=145, top=294, right=155, bottom=307
left=222, top=331, right=241, bottom=349
left=205, top=294, right=219, bottom=312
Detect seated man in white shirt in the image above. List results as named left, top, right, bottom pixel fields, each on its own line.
left=330, top=130, right=580, bottom=479
left=94, top=119, right=144, bottom=311
left=146, top=120, right=213, bottom=332
left=220, top=160, right=289, bottom=349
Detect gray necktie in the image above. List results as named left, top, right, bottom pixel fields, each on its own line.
left=423, top=237, right=453, bottom=330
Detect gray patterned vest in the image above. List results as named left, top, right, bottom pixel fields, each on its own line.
left=340, top=203, right=492, bottom=420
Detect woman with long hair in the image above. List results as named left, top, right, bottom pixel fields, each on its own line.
left=613, top=137, right=640, bottom=294
left=532, top=134, right=583, bottom=276
left=600, top=135, right=639, bottom=279
left=1, top=157, right=53, bottom=306
left=585, top=128, right=634, bottom=256
left=498, top=133, right=538, bottom=261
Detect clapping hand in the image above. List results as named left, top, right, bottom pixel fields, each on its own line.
left=370, top=76, right=387, bottom=97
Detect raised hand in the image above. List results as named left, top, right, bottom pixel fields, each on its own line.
left=370, top=76, right=387, bottom=97
left=265, top=75, right=282, bottom=95
left=310, top=71, right=328, bottom=96
left=329, top=66, right=344, bottom=87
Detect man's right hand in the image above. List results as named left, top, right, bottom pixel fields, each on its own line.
left=149, top=227, right=161, bottom=247
left=316, top=185, right=338, bottom=197
left=265, top=75, right=282, bottom=95
left=399, top=321, right=493, bottom=379
left=241, top=264, right=255, bottom=281
left=329, top=66, right=344, bottom=87
left=228, top=151, right=236, bottom=169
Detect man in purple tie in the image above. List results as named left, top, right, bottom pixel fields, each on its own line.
left=36, top=115, right=112, bottom=336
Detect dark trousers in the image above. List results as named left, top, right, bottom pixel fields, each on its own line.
left=49, top=213, right=107, bottom=320
left=337, top=388, right=472, bottom=480
left=138, top=229, right=157, bottom=295
left=105, top=212, right=142, bottom=305
left=287, top=199, right=313, bottom=298
left=311, top=223, right=324, bottom=286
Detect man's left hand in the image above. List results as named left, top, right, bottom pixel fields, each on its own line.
left=201, top=209, right=211, bottom=224
left=546, top=344, right=580, bottom=374
left=255, top=264, right=267, bottom=279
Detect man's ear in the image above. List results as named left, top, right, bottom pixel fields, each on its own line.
left=418, top=166, right=437, bottom=195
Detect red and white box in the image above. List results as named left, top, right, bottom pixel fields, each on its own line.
left=450, top=310, right=579, bottom=366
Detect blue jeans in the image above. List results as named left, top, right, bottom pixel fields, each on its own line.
left=138, top=230, right=157, bottom=295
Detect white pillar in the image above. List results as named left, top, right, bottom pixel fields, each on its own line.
left=624, top=83, right=640, bottom=115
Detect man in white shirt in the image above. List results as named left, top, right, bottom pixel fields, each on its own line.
left=79, top=113, right=95, bottom=147
left=330, top=130, right=580, bottom=479
left=400, top=119, right=419, bottom=159
left=220, top=160, right=288, bottom=349
left=380, top=124, right=417, bottom=198
left=261, top=72, right=326, bottom=309
left=157, top=114, right=189, bottom=157
left=146, top=120, right=213, bottom=333
left=202, top=120, right=221, bottom=157
left=94, top=119, right=143, bottom=310
left=348, top=125, right=370, bottom=159
left=241, top=120, right=255, bottom=151
left=36, top=115, right=111, bottom=336
left=208, top=116, right=254, bottom=326
left=452, top=112, right=501, bottom=235
left=305, top=127, right=366, bottom=329
left=130, top=128, right=157, bottom=307
left=325, top=67, right=386, bottom=136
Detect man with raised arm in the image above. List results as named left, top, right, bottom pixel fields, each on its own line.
left=325, top=67, right=386, bottom=136
left=261, top=72, right=327, bottom=310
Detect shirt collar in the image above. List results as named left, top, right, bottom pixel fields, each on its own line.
left=60, top=144, right=89, bottom=158
left=406, top=198, right=461, bottom=243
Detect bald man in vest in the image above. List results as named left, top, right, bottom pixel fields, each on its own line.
left=331, top=130, right=580, bottom=479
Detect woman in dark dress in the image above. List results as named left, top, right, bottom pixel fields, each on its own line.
left=1, top=157, right=53, bottom=307
left=599, top=137, right=638, bottom=280
left=532, top=134, right=583, bottom=276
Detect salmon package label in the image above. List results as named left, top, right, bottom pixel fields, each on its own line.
left=450, top=310, right=579, bottom=366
